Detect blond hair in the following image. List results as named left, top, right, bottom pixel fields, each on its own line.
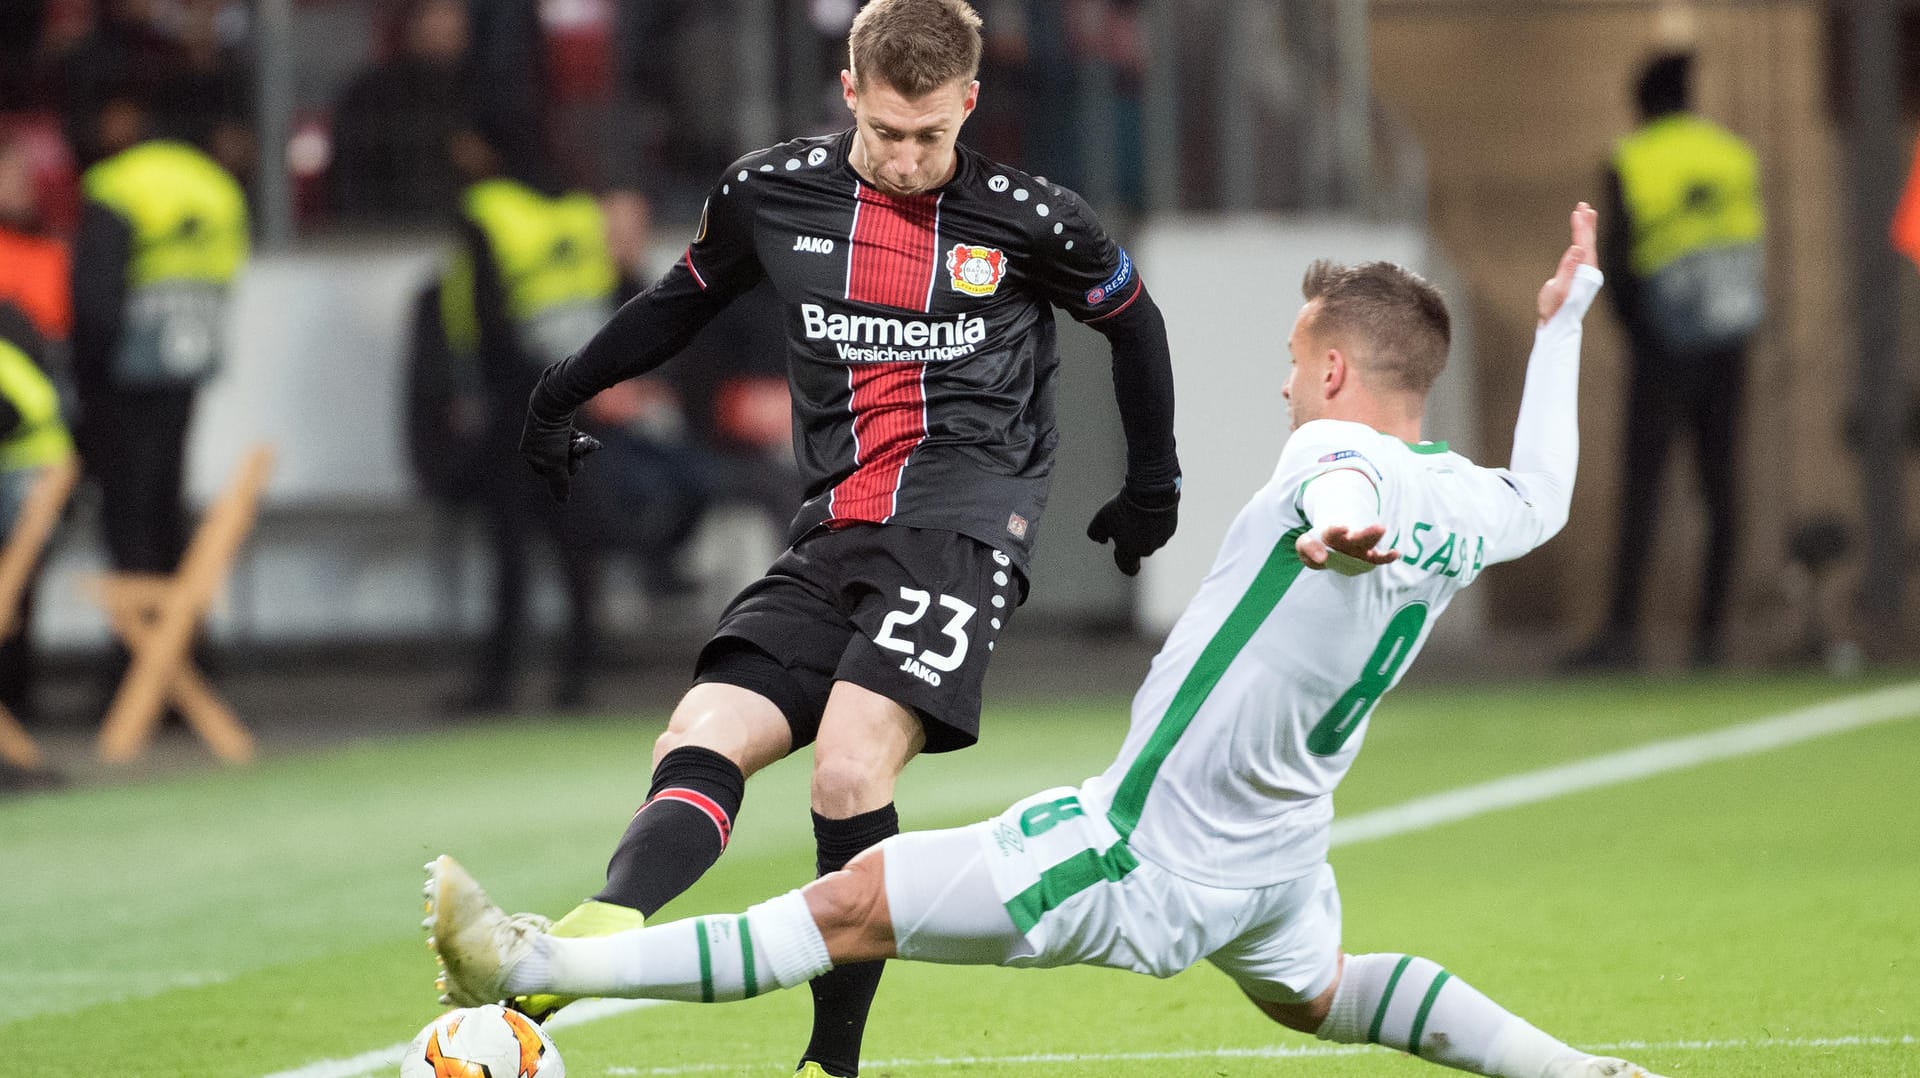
left=848, top=0, right=984, bottom=97
left=1300, top=260, right=1451, bottom=395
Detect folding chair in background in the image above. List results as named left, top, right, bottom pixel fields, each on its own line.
left=90, top=444, right=274, bottom=764
left=0, top=455, right=80, bottom=770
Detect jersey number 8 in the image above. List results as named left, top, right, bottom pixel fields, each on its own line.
left=1307, top=601, right=1429, bottom=756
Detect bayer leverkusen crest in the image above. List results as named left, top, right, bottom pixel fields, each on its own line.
left=947, top=244, right=1007, bottom=297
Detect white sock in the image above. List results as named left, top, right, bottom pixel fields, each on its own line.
left=1315, top=953, right=1588, bottom=1076
left=505, top=891, right=833, bottom=1003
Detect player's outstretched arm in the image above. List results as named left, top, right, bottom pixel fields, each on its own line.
left=1083, top=283, right=1182, bottom=575
left=1036, top=192, right=1181, bottom=573
left=1084, top=288, right=1183, bottom=574
left=1502, top=203, right=1604, bottom=549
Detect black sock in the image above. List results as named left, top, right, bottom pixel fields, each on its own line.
left=592, top=746, right=745, bottom=918
left=800, top=803, right=899, bottom=1078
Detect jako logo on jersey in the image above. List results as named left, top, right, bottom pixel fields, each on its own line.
left=898, top=656, right=942, bottom=686
left=792, top=235, right=835, bottom=254
left=947, top=244, right=1008, bottom=297
left=1085, top=248, right=1133, bottom=306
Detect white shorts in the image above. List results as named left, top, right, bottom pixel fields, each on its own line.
left=881, top=786, right=1342, bottom=1004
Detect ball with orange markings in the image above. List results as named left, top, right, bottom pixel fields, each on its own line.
left=400, top=1004, right=564, bottom=1078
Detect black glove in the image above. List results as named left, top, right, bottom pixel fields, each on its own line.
left=520, top=409, right=603, bottom=503
left=1086, top=482, right=1180, bottom=576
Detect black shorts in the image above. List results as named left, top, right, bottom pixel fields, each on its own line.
left=693, top=524, right=1025, bottom=753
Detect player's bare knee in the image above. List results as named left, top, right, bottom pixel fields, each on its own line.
left=809, top=750, right=900, bottom=815
left=807, top=860, right=880, bottom=928
left=1254, top=995, right=1328, bottom=1035
left=803, top=850, right=895, bottom=959
left=650, top=727, right=685, bottom=767
left=1247, top=962, right=1338, bottom=1034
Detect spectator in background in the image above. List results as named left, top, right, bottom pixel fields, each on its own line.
left=403, top=273, right=490, bottom=512
left=0, top=136, right=75, bottom=717
left=329, top=0, right=476, bottom=225
left=441, top=111, right=614, bottom=713
left=0, top=1, right=50, bottom=110
left=0, top=96, right=71, bottom=731
left=1568, top=52, right=1765, bottom=670
left=50, top=0, right=184, bottom=167
left=465, top=0, right=544, bottom=119
left=583, top=187, right=716, bottom=601
left=615, top=2, right=743, bottom=206
left=70, top=90, right=249, bottom=584
left=150, top=0, right=253, bottom=182
left=1891, top=128, right=1920, bottom=271
left=0, top=301, right=74, bottom=727
left=0, top=132, right=73, bottom=354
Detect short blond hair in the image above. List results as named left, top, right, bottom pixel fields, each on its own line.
left=1301, top=260, right=1451, bottom=395
left=849, top=0, right=983, bottom=97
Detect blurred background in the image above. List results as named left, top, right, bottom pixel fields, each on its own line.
left=1, top=0, right=1916, bottom=783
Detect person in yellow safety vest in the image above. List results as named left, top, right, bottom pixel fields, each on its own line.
left=0, top=306, right=75, bottom=732
left=1569, top=51, right=1765, bottom=673
left=441, top=111, right=617, bottom=714
left=70, top=92, right=248, bottom=583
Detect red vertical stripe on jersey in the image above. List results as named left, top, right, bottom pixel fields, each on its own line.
left=845, top=184, right=940, bottom=309
left=829, top=184, right=941, bottom=524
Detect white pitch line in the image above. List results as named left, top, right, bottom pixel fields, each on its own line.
left=603, top=1035, right=1920, bottom=1075
left=260, top=682, right=1920, bottom=1078
left=1330, top=680, right=1920, bottom=846
left=256, top=998, right=671, bottom=1078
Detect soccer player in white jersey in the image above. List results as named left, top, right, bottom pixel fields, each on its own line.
left=427, top=204, right=1666, bottom=1078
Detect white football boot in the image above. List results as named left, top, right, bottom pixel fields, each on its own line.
left=424, top=855, right=547, bottom=1007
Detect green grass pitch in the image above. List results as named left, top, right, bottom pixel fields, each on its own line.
left=4, top=672, right=1918, bottom=1076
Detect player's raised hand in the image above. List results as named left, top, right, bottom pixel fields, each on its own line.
left=1295, top=523, right=1399, bottom=575
left=1537, top=202, right=1599, bottom=324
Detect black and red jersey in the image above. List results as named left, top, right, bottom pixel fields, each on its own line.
left=535, top=129, right=1176, bottom=573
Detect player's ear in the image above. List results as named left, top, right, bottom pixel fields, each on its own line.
left=841, top=69, right=859, bottom=112
left=1324, top=348, right=1348, bottom=398
left=962, top=80, right=980, bottom=117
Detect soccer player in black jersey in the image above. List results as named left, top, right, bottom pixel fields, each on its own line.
left=499, top=2, right=1180, bottom=1074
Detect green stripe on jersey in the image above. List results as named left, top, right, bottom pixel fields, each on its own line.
left=1407, top=969, right=1453, bottom=1057
left=736, top=914, right=757, bottom=999
left=1368, top=955, right=1414, bottom=1045
left=1004, top=842, right=1140, bottom=934
left=1106, top=527, right=1310, bottom=837
left=694, top=919, right=714, bottom=1003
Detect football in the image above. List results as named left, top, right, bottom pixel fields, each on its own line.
left=400, top=1005, right=564, bottom=1078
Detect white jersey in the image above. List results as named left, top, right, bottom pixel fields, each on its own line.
left=1078, top=265, right=1602, bottom=889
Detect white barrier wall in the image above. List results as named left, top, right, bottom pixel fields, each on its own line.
left=189, top=241, right=443, bottom=504
left=43, top=242, right=446, bottom=649
left=1132, top=216, right=1484, bottom=640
